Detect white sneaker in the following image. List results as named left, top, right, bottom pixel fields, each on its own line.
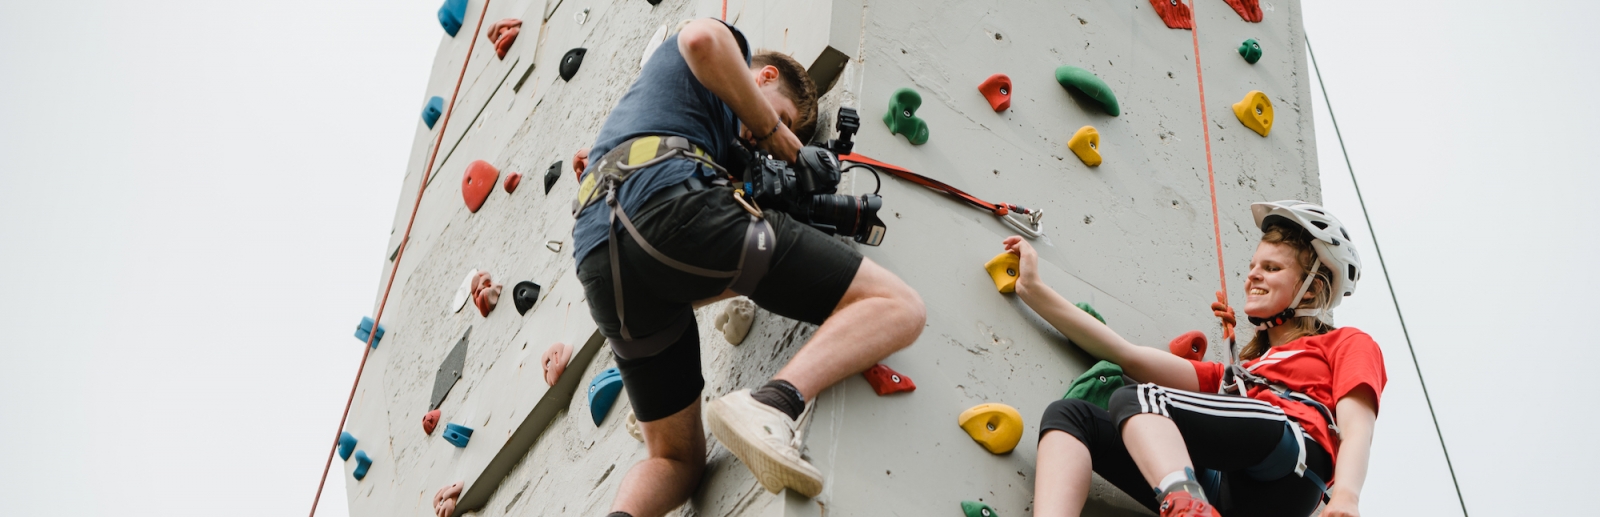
left=705, top=389, right=824, bottom=497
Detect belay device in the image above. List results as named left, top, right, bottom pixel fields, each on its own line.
left=740, top=107, right=886, bottom=246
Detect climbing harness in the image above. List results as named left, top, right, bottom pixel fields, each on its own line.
left=837, top=153, right=1045, bottom=238
left=573, top=135, right=777, bottom=358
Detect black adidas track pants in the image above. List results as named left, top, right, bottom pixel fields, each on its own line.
left=1039, top=383, right=1333, bottom=517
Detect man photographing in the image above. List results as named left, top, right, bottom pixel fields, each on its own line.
left=570, top=18, right=925, bottom=517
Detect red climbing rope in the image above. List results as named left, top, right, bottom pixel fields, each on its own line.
left=307, top=2, right=492, bottom=515
left=838, top=153, right=1037, bottom=217
left=1188, top=7, right=1232, bottom=337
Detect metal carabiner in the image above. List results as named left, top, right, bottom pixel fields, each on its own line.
left=1001, top=209, right=1045, bottom=238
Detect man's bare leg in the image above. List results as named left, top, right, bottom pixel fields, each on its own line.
left=774, top=257, right=925, bottom=399
left=610, top=400, right=707, bottom=517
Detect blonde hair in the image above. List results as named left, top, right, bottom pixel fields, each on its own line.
left=1240, top=223, right=1335, bottom=361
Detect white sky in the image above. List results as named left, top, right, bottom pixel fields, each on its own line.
left=0, top=1, right=1593, bottom=516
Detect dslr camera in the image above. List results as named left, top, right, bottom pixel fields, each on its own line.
left=741, top=107, right=886, bottom=246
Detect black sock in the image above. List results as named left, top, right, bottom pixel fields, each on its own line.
left=750, top=379, right=805, bottom=420
left=607, top=512, right=634, bottom=517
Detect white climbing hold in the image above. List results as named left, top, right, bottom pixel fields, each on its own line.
left=626, top=412, right=643, bottom=442
left=639, top=25, right=668, bottom=69
left=713, top=297, right=756, bottom=345
left=451, top=269, right=478, bottom=313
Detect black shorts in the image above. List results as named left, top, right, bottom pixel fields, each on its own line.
left=576, top=184, right=863, bottom=421
left=1039, top=384, right=1333, bottom=517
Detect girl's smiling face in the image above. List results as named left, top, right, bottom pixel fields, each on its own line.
left=1243, top=241, right=1311, bottom=318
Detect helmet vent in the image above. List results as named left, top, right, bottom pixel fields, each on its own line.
left=1348, top=265, right=1358, bottom=282
left=1340, top=227, right=1350, bottom=240
left=1311, top=221, right=1328, bottom=230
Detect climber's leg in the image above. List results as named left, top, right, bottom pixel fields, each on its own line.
left=772, top=257, right=924, bottom=400
left=1037, top=398, right=1162, bottom=515
left=610, top=399, right=706, bottom=517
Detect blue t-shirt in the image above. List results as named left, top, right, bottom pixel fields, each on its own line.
left=571, top=21, right=751, bottom=264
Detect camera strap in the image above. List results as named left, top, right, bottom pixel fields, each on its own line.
left=582, top=135, right=776, bottom=354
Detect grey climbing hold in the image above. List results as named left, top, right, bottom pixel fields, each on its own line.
left=431, top=329, right=470, bottom=410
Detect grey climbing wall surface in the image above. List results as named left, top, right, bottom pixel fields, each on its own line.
left=344, top=0, right=1318, bottom=515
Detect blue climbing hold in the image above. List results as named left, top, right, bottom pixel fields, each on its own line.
left=588, top=368, right=624, bottom=425
left=352, top=450, right=372, bottom=480
left=337, top=431, right=358, bottom=461
left=437, top=0, right=469, bottom=37
left=422, top=96, right=444, bottom=129
left=354, top=317, right=385, bottom=348
left=443, top=423, right=474, bottom=448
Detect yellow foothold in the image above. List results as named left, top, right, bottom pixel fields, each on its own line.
left=1232, top=90, right=1273, bottom=136
left=958, top=403, right=1024, bottom=454
left=1067, top=126, right=1102, bottom=167
left=983, top=253, right=1021, bottom=293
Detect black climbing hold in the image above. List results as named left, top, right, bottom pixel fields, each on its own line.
left=431, top=329, right=470, bottom=410
left=513, top=281, right=541, bottom=315
left=544, top=161, right=562, bottom=194
left=560, top=48, right=587, bottom=81
left=646, top=0, right=663, bottom=5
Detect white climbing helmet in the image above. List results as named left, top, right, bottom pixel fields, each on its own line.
left=1250, top=200, right=1362, bottom=325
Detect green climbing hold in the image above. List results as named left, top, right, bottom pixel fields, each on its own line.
left=1074, top=302, right=1106, bottom=324
left=1054, top=66, right=1120, bottom=116
left=1063, top=360, right=1125, bottom=410
left=883, top=88, right=929, bottom=145
left=1238, top=38, right=1263, bottom=64
left=961, top=500, right=998, bottom=517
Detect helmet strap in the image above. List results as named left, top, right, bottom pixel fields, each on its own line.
left=1249, top=271, right=1320, bottom=331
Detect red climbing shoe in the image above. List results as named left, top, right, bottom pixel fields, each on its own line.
left=1158, top=491, right=1221, bottom=517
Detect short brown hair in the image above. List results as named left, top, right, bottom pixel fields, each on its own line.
left=751, top=50, right=818, bottom=143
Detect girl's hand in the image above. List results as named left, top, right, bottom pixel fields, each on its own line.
left=1322, top=488, right=1360, bottom=517
left=1002, top=236, right=1041, bottom=292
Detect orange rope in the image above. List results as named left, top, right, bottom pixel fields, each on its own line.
left=306, top=1, right=492, bottom=514
left=1189, top=6, right=1232, bottom=337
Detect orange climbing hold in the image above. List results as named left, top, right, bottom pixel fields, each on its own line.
left=542, top=342, right=573, bottom=387
left=462, top=160, right=499, bottom=213
left=470, top=270, right=503, bottom=316
left=1067, top=126, right=1102, bottom=167
left=1224, top=0, right=1263, bottom=23
left=503, top=172, right=522, bottom=194
left=862, top=364, right=916, bottom=396
left=1169, top=330, right=1207, bottom=361
left=984, top=252, right=1021, bottom=293
left=1148, top=0, right=1194, bottom=30
left=422, top=409, right=441, bottom=435
left=958, top=403, right=1024, bottom=454
left=486, top=19, right=521, bottom=59
left=977, top=74, right=1012, bottom=112
left=1232, top=90, right=1274, bottom=136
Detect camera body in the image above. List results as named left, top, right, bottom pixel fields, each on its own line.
left=743, top=108, right=886, bottom=246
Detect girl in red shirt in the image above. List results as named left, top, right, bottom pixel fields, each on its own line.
left=1012, top=201, right=1385, bottom=517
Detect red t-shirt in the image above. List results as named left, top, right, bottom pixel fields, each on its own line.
left=1189, top=327, right=1386, bottom=464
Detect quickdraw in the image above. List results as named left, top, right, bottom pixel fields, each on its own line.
left=837, top=153, right=1045, bottom=238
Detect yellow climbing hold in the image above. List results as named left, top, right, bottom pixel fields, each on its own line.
left=1067, top=126, right=1102, bottom=167
left=1232, top=90, right=1273, bottom=136
left=984, top=252, right=1021, bottom=293
left=958, top=403, right=1024, bottom=454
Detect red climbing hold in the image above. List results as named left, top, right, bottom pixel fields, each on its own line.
left=1223, top=0, right=1263, bottom=23
left=1148, top=0, right=1194, bottom=30
left=862, top=363, right=916, bottom=396
left=1169, top=330, right=1208, bottom=361
left=572, top=148, right=590, bottom=180
left=462, top=160, right=499, bottom=213
left=487, top=19, right=522, bottom=60
left=422, top=409, right=441, bottom=435
left=978, top=74, right=1012, bottom=112
left=470, top=270, right=502, bottom=316
left=503, top=172, right=522, bottom=194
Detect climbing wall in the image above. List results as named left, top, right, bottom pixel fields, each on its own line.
left=340, top=0, right=1319, bottom=515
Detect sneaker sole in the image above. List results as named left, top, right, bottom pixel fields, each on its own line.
left=705, top=397, right=824, bottom=498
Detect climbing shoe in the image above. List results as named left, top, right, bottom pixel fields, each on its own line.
left=1158, top=490, right=1221, bottom=517
left=705, top=389, right=824, bottom=497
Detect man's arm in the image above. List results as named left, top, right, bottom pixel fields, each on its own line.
left=677, top=19, right=802, bottom=161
